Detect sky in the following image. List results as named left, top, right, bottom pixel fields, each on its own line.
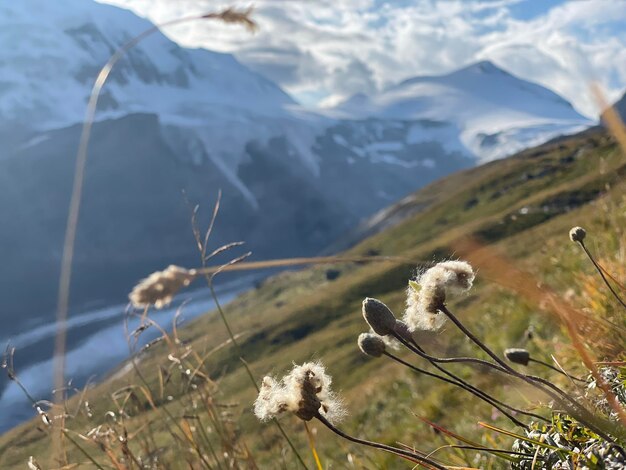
left=99, top=0, right=626, bottom=118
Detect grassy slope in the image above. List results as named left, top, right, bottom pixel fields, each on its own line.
left=1, top=128, right=624, bottom=468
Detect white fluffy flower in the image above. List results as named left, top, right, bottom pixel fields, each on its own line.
left=253, top=362, right=345, bottom=424
left=403, top=260, right=475, bottom=332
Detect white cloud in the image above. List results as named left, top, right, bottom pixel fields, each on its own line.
left=99, top=0, right=626, bottom=117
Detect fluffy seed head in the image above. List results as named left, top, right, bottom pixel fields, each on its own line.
left=569, top=226, right=586, bottom=243
left=403, top=260, right=475, bottom=332
left=358, top=333, right=386, bottom=357
left=362, top=297, right=397, bottom=336
left=504, top=348, right=530, bottom=366
left=253, top=362, right=345, bottom=424
left=129, top=265, right=197, bottom=309
left=253, top=376, right=288, bottom=421
left=430, top=260, right=475, bottom=293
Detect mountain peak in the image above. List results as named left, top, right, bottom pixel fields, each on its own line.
left=328, top=60, right=591, bottom=162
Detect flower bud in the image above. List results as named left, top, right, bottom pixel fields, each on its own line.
left=569, top=226, right=586, bottom=243
left=362, top=297, right=397, bottom=336
left=357, top=333, right=386, bottom=357
left=504, top=348, right=530, bottom=366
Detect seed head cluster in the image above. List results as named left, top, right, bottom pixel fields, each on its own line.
left=254, top=362, right=345, bottom=424
left=403, top=260, right=475, bottom=332
left=129, top=265, right=197, bottom=309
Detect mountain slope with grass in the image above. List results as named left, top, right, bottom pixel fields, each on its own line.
left=1, top=124, right=624, bottom=468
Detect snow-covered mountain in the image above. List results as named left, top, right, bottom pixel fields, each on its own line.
left=329, top=61, right=592, bottom=162
left=0, top=0, right=295, bottom=125
left=0, top=0, right=594, bottom=335
left=0, top=0, right=327, bottom=196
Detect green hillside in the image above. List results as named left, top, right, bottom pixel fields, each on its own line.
left=1, top=127, right=624, bottom=469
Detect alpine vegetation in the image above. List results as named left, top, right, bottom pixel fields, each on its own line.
left=403, top=260, right=475, bottom=331
left=350, top=251, right=626, bottom=467
left=254, top=362, right=447, bottom=469
left=4, top=212, right=625, bottom=467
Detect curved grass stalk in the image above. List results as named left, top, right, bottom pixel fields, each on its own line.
left=51, top=7, right=257, bottom=464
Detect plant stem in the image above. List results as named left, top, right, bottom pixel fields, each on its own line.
left=392, top=331, right=508, bottom=372
left=579, top=241, right=626, bottom=310
left=315, top=413, right=448, bottom=470
left=304, top=422, right=323, bottom=470
left=437, top=363, right=545, bottom=423
left=433, top=305, right=622, bottom=442
left=404, top=339, right=549, bottom=423
left=392, top=331, right=620, bottom=442
left=206, top=275, right=309, bottom=469
left=436, top=305, right=586, bottom=404
left=63, top=430, right=106, bottom=470
left=438, top=304, right=517, bottom=374
left=447, top=445, right=537, bottom=458
left=528, top=358, right=586, bottom=383
left=385, top=352, right=530, bottom=429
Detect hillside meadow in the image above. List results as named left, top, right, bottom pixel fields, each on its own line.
left=1, top=127, right=625, bottom=468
